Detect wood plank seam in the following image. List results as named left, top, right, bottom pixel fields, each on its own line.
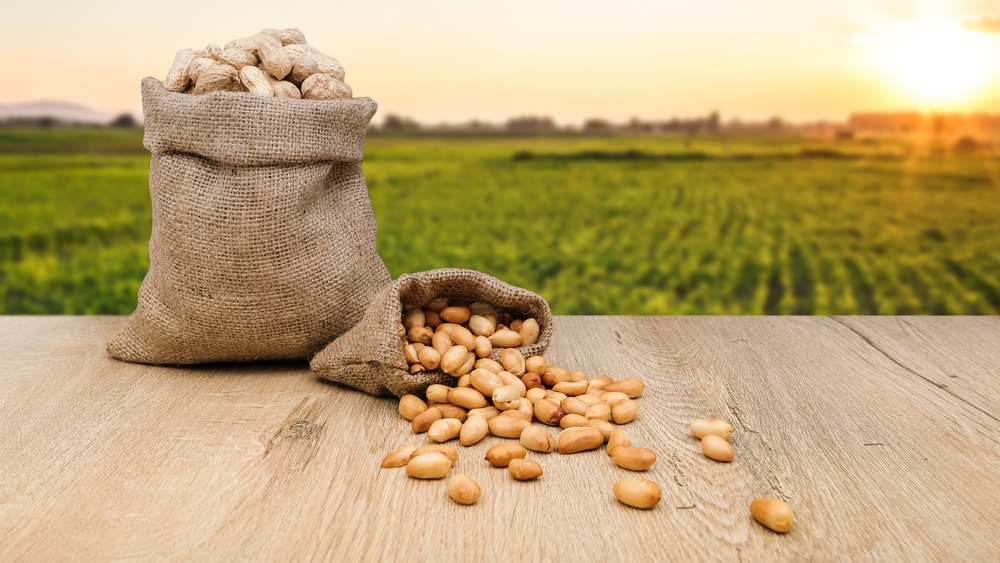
left=828, top=316, right=1000, bottom=427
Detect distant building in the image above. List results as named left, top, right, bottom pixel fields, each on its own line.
left=848, top=112, right=923, bottom=133
left=848, top=112, right=1000, bottom=136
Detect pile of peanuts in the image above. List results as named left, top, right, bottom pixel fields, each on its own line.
left=398, top=299, right=539, bottom=376
left=385, top=295, right=660, bottom=509
left=161, top=28, right=351, bottom=100
left=383, top=298, right=795, bottom=532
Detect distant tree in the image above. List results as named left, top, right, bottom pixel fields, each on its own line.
left=624, top=117, right=648, bottom=133
left=953, top=136, right=981, bottom=153
left=930, top=113, right=948, bottom=135
left=381, top=114, right=420, bottom=132
left=835, top=129, right=855, bottom=141
left=505, top=116, right=556, bottom=133
left=110, top=113, right=137, bottom=128
left=766, top=116, right=783, bottom=130
left=706, top=111, right=720, bottom=132
left=583, top=118, right=611, bottom=133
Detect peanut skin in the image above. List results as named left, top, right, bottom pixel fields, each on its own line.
left=261, top=27, right=308, bottom=46
left=219, top=48, right=258, bottom=70
left=239, top=66, right=274, bottom=97
left=187, top=57, right=218, bottom=83
left=257, top=33, right=292, bottom=80
left=164, top=48, right=197, bottom=92
left=287, top=55, right=320, bottom=86
left=191, top=64, right=240, bottom=95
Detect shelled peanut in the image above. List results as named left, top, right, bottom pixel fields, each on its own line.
left=161, top=28, right=352, bottom=100
left=399, top=298, right=541, bottom=377
left=447, top=474, right=481, bottom=505
left=750, top=497, right=794, bottom=533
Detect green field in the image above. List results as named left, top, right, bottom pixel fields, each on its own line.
left=2, top=126, right=999, bottom=315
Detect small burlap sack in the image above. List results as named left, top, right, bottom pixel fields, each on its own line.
left=311, top=268, right=553, bottom=396
left=107, top=78, right=390, bottom=364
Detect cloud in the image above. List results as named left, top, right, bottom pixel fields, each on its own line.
left=964, top=15, right=1000, bottom=33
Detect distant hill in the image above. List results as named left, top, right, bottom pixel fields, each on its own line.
left=0, top=101, right=127, bottom=125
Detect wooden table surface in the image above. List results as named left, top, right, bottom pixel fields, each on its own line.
left=1, top=316, right=998, bottom=561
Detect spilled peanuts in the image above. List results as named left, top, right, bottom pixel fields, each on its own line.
left=383, top=327, right=797, bottom=536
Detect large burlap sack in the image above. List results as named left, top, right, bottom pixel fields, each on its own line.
left=311, top=268, right=554, bottom=397
left=107, top=77, right=391, bottom=364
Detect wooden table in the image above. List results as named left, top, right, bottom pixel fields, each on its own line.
left=1, top=316, right=998, bottom=561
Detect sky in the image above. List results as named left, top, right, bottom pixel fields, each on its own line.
left=2, top=0, right=999, bottom=125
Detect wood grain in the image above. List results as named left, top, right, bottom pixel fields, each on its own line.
left=1, top=316, right=998, bottom=561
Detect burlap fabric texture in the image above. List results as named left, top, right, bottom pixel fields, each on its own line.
left=311, top=268, right=554, bottom=397
left=107, top=78, right=391, bottom=364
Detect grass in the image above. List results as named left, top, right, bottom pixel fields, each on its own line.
left=2, top=126, right=999, bottom=314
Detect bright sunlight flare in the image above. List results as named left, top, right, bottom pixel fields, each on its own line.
left=878, top=19, right=997, bottom=106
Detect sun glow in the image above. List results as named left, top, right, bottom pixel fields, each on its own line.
left=878, top=19, right=997, bottom=106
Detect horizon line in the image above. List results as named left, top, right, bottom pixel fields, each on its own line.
left=4, top=98, right=1000, bottom=128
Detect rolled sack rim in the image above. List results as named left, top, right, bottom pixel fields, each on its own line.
left=140, top=77, right=377, bottom=165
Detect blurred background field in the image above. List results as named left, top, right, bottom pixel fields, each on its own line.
left=2, top=125, right=998, bottom=315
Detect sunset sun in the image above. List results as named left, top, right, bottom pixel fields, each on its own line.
left=878, top=19, right=996, bottom=105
